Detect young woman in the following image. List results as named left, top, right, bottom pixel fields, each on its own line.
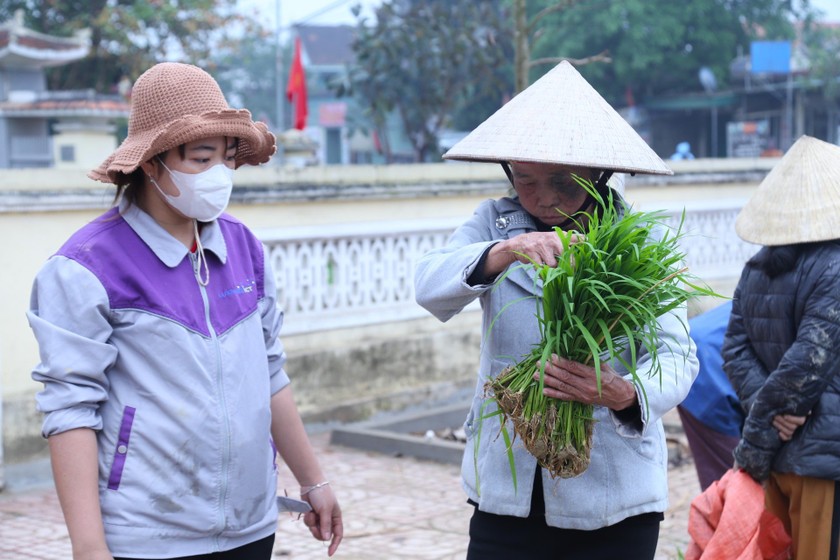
left=28, top=62, right=342, bottom=559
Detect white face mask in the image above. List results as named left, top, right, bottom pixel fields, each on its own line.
left=151, top=159, right=234, bottom=222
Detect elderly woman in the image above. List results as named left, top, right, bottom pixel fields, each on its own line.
left=414, top=61, right=698, bottom=559
left=723, top=135, right=840, bottom=560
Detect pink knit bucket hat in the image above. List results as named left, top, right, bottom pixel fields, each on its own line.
left=89, top=62, right=276, bottom=184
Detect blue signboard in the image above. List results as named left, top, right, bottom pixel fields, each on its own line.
left=750, top=41, right=791, bottom=74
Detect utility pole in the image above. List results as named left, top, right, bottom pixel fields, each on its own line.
left=784, top=71, right=794, bottom=151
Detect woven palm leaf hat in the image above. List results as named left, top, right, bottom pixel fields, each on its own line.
left=735, top=135, right=840, bottom=246
left=90, top=62, right=275, bottom=184
left=443, top=60, right=672, bottom=176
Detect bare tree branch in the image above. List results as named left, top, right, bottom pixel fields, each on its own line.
left=528, top=50, right=612, bottom=68
left=527, top=0, right=577, bottom=35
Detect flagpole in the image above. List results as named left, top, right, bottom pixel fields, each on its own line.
left=275, top=0, right=285, bottom=163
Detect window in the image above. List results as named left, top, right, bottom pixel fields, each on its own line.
left=60, top=145, right=75, bottom=162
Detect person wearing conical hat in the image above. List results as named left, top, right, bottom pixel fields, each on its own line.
left=723, top=135, right=840, bottom=560
left=27, top=63, right=342, bottom=558
left=415, top=61, right=697, bottom=559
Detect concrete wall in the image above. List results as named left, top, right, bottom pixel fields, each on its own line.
left=0, top=163, right=509, bottom=463
left=0, top=160, right=770, bottom=465
left=52, top=126, right=120, bottom=171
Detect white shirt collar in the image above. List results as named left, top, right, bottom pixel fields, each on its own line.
left=119, top=200, right=228, bottom=268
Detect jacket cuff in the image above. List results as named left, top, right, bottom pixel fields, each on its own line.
left=462, top=241, right=502, bottom=288
left=609, top=383, right=645, bottom=437
left=270, top=368, right=291, bottom=395
left=41, top=405, right=103, bottom=438
left=733, top=440, right=773, bottom=482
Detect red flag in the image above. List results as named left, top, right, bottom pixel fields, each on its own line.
left=372, top=130, right=382, bottom=154
left=286, top=37, right=307, bottom=130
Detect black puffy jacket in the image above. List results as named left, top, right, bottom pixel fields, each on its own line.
left=722, top=241, right=840, bottom=482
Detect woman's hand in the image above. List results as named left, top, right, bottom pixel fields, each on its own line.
left=772, top=414, right=808, bottom=441
left=484, top=232, right=583, bottom=277
left=536, top=354, right=637, bottom=411
left=302, top=484, right=343, bottom=556
left=270, top=388, right=342, bottom=555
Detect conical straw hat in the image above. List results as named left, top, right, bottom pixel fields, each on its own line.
left=443, top=60, right=672, bottom=176
left=735, top=135, right=840, bottom=246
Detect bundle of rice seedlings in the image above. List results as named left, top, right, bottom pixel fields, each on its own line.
left=486, top=176, right=715, bottom=480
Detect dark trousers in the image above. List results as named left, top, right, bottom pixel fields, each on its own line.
left=114, top=533, right=274, bottom=560
left=677, top=406, right=740, bottom=491
left=467, top=470, right=663, bottom=560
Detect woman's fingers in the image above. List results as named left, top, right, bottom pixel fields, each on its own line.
left=536, top=355, right=633, bottom=410
left=772, top=414, right=808, bottom=441
left=507, top=232, right=574, bottom=267
left=537, top=356, right=589, bottom=399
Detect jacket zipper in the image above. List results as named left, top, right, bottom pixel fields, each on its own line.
left=192, top=251, right=231, bottom=546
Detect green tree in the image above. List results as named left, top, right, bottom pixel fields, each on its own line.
left=0, top=1, right=254, bottom=93
left=344, top=0, right=511, bottom=162
left=511, top=0, right=610, bottom=94
left=800, top=10, right=840, bottom=143
left=802, top=16, right=840, bottom=102
left=524, top=0, right=802, bottom=105
left=213, top=30, right=280, bottom=127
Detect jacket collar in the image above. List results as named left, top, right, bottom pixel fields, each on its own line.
left=494, top=198, right=542, bottom=292
left=493, top=208, right=536, bottom=233
left=119, top=201, right=228, bottom=268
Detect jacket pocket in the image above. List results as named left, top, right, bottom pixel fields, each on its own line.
left=107, top=406, right=137, bottom=491
left=463, top=404, right=476, bottom=440
left=615, top=421, right=665, bottom=466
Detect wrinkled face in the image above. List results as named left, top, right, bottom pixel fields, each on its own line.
left=510, top=162, right=596, bottom=226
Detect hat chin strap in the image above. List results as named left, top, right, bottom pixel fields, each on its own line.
left=501, top=162, right=514, bottom=185
left=193, top=220, right=210, bottom=287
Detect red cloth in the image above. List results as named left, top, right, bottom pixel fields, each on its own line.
left=286, top=37, right=308, bottom=130
left=686, top=468, right=791, bottom=560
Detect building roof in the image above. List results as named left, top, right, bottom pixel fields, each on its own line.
left=0, top=10, right=89, bottom=68
left=295, top=25, right=355, bottom=67
left=0, top=91, right=129, bottom=118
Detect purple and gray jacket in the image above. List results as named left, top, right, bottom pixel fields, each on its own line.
left=28, top=203, right=289, bottom=557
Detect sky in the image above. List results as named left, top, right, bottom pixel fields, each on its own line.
left=810, top=0, right=840, bottom=21
left=804, top=0, right=840, bottom=21
left=239, top=0, right=381, bottom=32
left=241, top=0, right=840, bottom=30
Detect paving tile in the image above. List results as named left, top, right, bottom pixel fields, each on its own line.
left=0, top=430, right=703, bottom=559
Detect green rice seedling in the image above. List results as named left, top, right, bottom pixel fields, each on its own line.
left=486, top=175, right=717, bottom=479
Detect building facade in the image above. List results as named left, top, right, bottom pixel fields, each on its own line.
left=0, top=10, right=128, bottom=169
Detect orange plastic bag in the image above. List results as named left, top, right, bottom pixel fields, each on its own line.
left=686, top=468, right=791, bottom=560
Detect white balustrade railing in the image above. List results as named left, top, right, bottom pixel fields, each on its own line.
left=661, top=201, right=759, bottom=281
left=259, top=206, right=757, bottom=335
left=259, top=218, right=464, bottom=334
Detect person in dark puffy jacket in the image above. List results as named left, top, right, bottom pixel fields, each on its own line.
left=722, top=135, right=840, bottom=560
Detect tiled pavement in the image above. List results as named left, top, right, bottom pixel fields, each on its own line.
left=0, top=430, right=701, bottom=560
